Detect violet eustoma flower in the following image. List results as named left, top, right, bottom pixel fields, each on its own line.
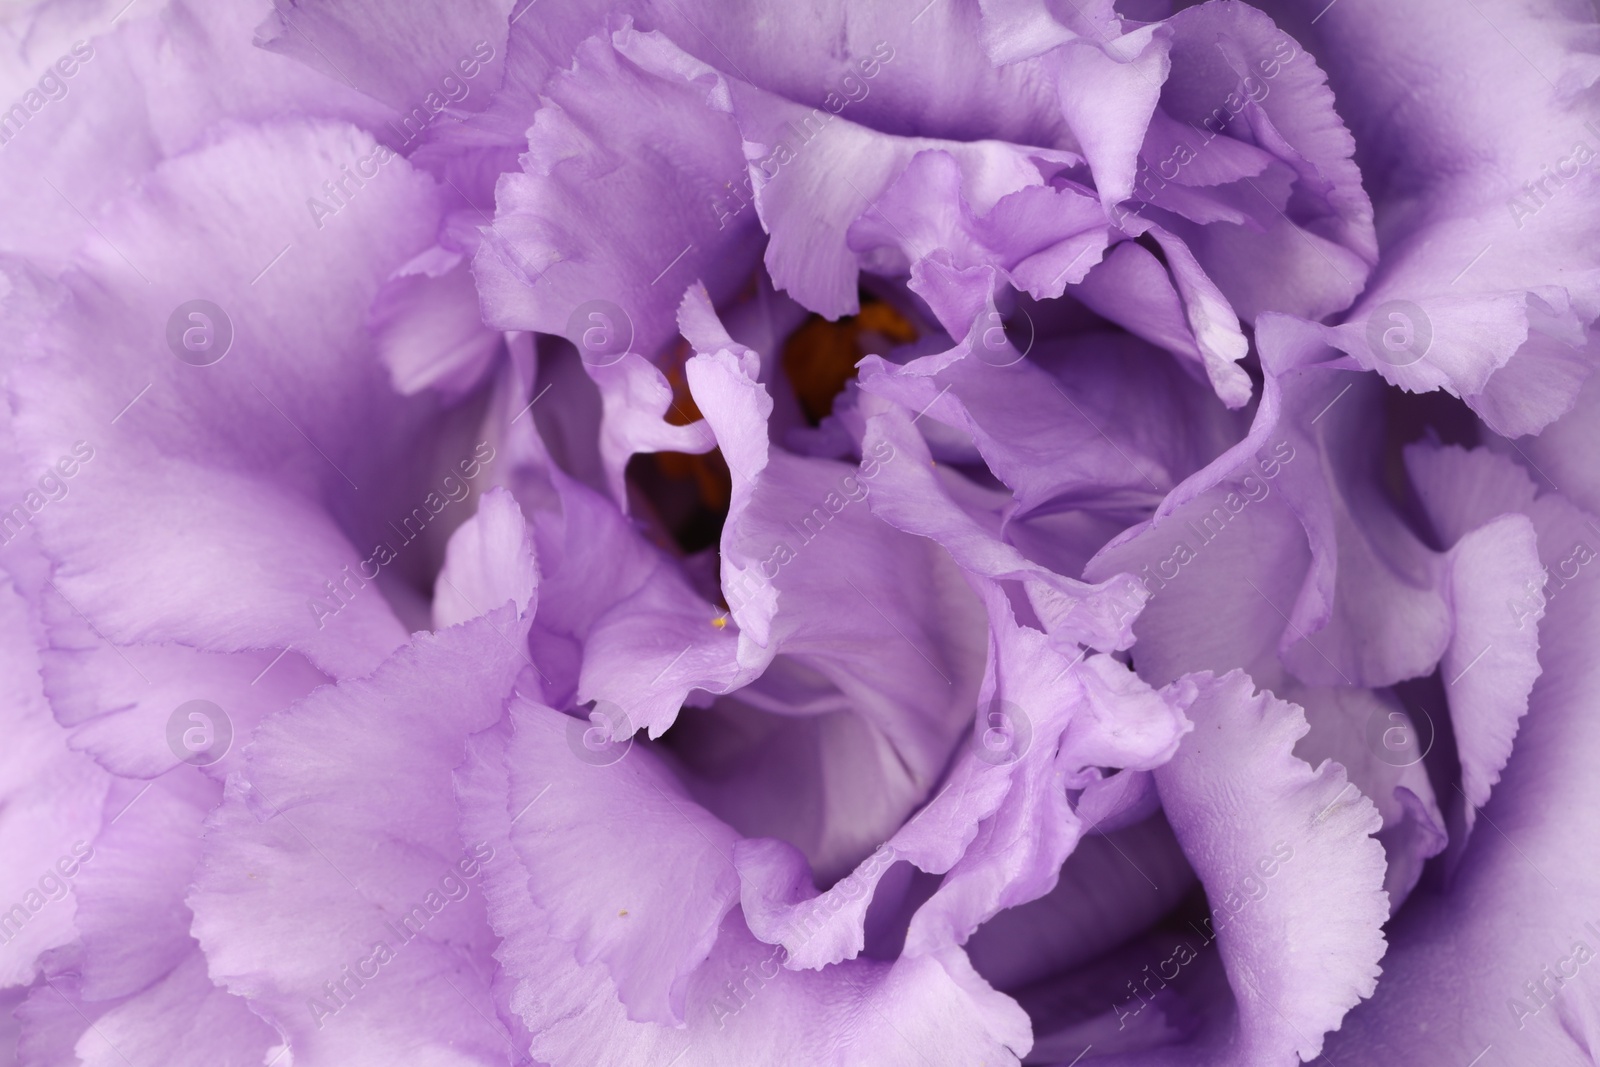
left=1, top=0, right=1598, bottom=1064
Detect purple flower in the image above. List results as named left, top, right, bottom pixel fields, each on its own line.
left=1, top=0, right=1597, bottom=1064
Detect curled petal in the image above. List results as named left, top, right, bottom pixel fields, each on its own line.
left=1147, top=670, right=1388, bottom=1065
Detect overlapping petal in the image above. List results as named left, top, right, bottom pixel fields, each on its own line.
left=4, top=1, right=1599, bottom=1065
left=190, top=610, right=531, bottom=1066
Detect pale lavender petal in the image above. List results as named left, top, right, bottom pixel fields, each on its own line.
left=190, top=614, right=529, bottom=1064
left=1141, top=670, right=1388, bottom=1065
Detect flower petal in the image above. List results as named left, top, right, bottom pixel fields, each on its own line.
left=74, top=950, right=275, bottom=1067
left=1297, top=0, right=1600, bottom=434
left=900, top=587, right=1193, bottom=957
left=433, top=485, right=538, bottom=629
left=460, top=722, right=1032, bottom=1064
left=860, top=400, right=1147, bottom=653
left=502, top=697, right=741, bottom=1026
left=189, top=613, right=528, bottom=1065
left=1054, top=28, right=1171, bottom=209
left=687, top=329, right=989, bottom=814
left=8, top=120, right=453, bottom=679
left=1407, top=445, right=1550, bottom=833
left=1146, top=670, right=1388, bottom=1064
left=0, top=575, right=107, bottom=988
left=372, top=247, right=503, bottom=399
left=253, top=0, right=512, bottom=113
left=1321, top=458, right=1600, bottom=1064
left=473, top=26, right=747, bottom=496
